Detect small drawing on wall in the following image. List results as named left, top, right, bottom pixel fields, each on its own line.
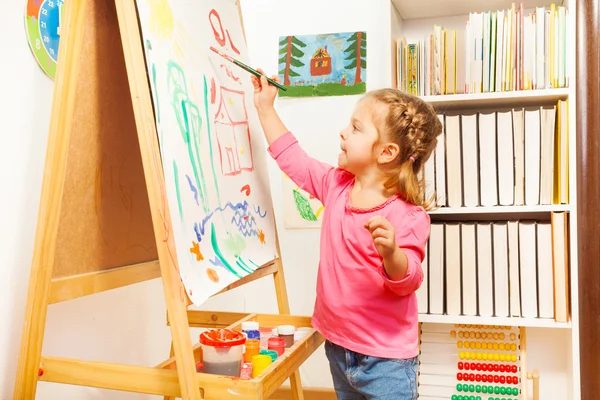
left=278, top=31, right=367, bottom=97
left=282, top=174, right=324, bottom=229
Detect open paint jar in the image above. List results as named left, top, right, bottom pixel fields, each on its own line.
left=199, top=329, right=246, bottom=376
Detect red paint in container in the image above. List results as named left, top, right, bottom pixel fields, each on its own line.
left=268, top=337, right=286, bottom=356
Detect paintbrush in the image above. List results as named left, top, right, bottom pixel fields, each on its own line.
left=209, top=46, right=287, bottom=91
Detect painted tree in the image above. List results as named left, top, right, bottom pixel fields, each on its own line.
left=279, top=36, right=307, bottom=86
left=344, top=31, right=367, bottom=84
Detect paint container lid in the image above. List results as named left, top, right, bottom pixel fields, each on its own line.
left=200, top=328, right=246, bottom=347
left=260, top=349, right=278, bottom=362
left=277, top=325, right=296, bottom=335
left=242, top=321, right=259, bottom=331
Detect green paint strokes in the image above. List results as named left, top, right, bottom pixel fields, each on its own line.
left=292, top=189, right=318, bottom=221
left=167, top=60, right=210, bottom=212
left=222, top=232, right=246, bottom=258
left=203, top=75, right=222, bottom=207
left=152, top=63, right=160, bottom=123
left=248, top=259, right=259, bottom=269
left=236, top=258, right=253, bottom=274
left=237, top=257, right=256, bottom=273
left=173, top=160, right=183, bottom=220
left=180, top=98, right=207, bottom=210
left=210, top=223, right=242, bottom=278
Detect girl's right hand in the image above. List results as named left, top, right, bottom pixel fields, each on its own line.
left=251, top=68, right=280, bottom=112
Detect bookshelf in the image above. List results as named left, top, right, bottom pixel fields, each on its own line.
left=391, top=0, right=579, bottom=398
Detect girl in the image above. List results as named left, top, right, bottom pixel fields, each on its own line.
left=251, top=71, right=442, bottom=400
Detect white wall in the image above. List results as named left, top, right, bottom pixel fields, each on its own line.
left=0, top=0, right=393, bottom=398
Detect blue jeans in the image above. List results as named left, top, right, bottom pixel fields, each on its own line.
left=324, top=340, right=418, bottom=400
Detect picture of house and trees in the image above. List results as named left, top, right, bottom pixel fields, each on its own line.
left=278, top=31, right=367, bottom=97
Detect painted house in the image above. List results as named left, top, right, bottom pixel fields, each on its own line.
left=310, top=46, right=332, bottom=76
left=214, top=87, right=254, bottom=176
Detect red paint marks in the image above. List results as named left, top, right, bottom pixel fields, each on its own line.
left=208, top=8, right=240, bottom=55
left=240, top=184, right=251, bottom=196
left=220, top=64, right=241, bottom=83
left=210, top=77, right=216, bottom=104
left=243, top=216, right=249, bottom=220
left=38, top=368, right=44, bottom=377
left=208, top=9, right=226, bottom=46
left=226, top=30, right=241, bottom=55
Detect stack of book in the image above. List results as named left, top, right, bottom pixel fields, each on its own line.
left=424, top=100, right=569, bottom=208
left=418, top=213, right=569, bottom=323
left=397, top=3, right=568, bottom=95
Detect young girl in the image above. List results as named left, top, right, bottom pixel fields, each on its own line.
left=251, top=71, right=442, bottom=400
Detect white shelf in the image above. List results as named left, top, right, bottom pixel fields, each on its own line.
left=419, top=314, right=572, bottom=329
left=420, top=88, right=570, bottom=110
left=429, top=204, right=570, bottom=215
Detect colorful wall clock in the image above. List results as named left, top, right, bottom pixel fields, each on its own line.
left=25, top=0, right=65, bottom=79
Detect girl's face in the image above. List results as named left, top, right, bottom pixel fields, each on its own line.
left=338, top=100, right=399, bottom=175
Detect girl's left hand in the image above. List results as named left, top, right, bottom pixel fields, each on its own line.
left=364, top=216, right=397, bottom=259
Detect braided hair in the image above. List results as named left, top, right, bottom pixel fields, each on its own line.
left=365, top=88, right=442, bottom=210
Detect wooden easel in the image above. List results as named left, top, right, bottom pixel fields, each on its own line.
left=13, top=0, right=322, bottom=399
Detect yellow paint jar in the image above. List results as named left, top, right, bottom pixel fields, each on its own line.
left=251, top=354, right=272, bottom=378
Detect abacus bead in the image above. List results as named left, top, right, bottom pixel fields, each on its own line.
left=458, top=372, right=463, bottom=381
left=476, top=385, right=482, bottom=393
left=513, top=387, right=519, bottom=396
left=469, top=384, right=475, bottom=392
left=457, top=383, right=463, bottom=392
left=500, top=376, right=506, bottom=384
left=458, top=362, right=464, bottom=370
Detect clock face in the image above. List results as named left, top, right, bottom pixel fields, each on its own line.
left=25, top=0, right=65, bottom=79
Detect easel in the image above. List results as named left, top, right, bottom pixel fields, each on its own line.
left=13, top=0, right=323, bottom=398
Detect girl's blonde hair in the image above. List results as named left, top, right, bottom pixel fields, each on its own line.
left=365, top=88, right=443, bottom=210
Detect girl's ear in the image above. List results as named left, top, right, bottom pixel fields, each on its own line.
left=377, top=142, right=400, bottom=165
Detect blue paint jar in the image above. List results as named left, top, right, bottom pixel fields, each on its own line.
left=242, top=321, right=260, bottom=340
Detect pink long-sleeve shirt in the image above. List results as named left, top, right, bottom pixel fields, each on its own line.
left=268, top=132, right=430, bottom=360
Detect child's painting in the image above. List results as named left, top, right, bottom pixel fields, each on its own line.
left=282, top=174, right=324, bottom=229
left=278, top=31, right=367, bottom=97
left=135, top=0, right=278, bottom=305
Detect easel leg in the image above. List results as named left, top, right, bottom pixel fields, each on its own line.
left=13, top=0, right=88, bottom=398
left=113, top=0, right=202, bottom=398
left=272, top=259, right=305, bottom=400
left=164, top=341, right=176, bottom=400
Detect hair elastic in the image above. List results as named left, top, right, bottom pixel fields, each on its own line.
left=409, top=156, right=416, bottom=163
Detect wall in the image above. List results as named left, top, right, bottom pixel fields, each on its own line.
left=0, top=0, right=393, bottom=398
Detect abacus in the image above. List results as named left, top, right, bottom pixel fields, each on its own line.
left=417, top=323, right=540, bottom=400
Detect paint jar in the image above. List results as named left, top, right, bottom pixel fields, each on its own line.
left=243, top=339, right=261, bottom=363
left=294, top=327, right=313, bottom=343
left=268, top=337, right=286, bottom=356
left=277, top=325, right=296, bottom=348
left=242, top=321, right=260, bottom=340
left=260, top=349, right=278, bottom=363
left=240, top=362, right=253, bottom=380
left=259, top=327, right=273, bottom=350
left=199, top=329, right=246, bottom=377
left=251, top=354, right=272, bottom=378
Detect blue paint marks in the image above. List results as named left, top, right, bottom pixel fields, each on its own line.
left=193, top=201, right=260, bottom=242
left=185, top=175, right=199, bottom=205
left=209, top=256, right=226, bottom=269
left=253, top=205, right=267, bottom=218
